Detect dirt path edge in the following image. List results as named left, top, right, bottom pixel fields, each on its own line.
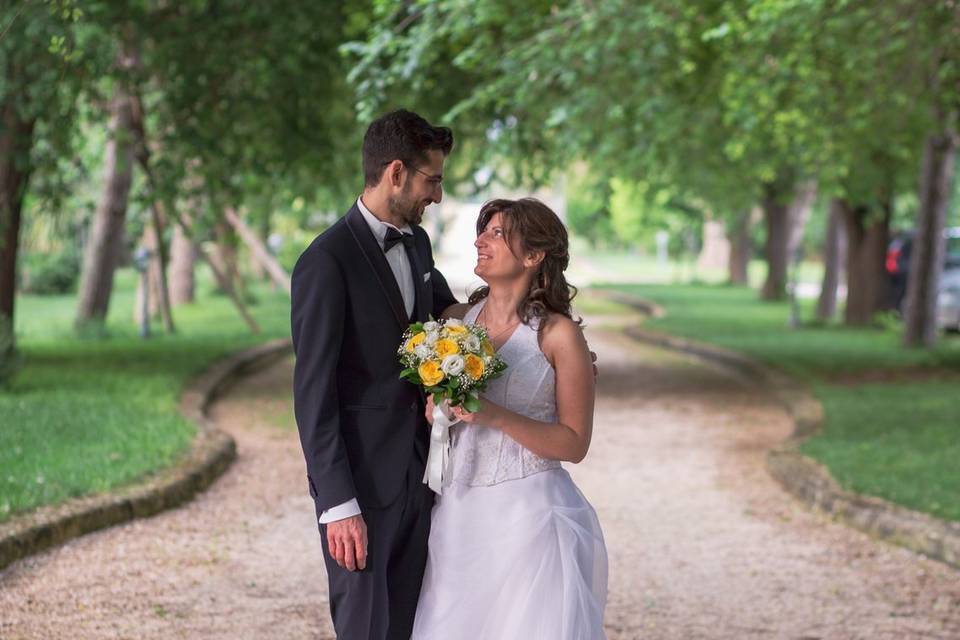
left=591, top=288, right=960, bottom=570
left=0, top=338, right=294, bottom=572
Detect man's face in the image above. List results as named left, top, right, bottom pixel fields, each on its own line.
left=388, top=149, right=445, bottom=226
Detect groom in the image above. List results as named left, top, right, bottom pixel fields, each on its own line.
left=291, top=109, right=458, bottom=639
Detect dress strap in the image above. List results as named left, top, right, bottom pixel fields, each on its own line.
left=463, top=298, right=487, bottom=324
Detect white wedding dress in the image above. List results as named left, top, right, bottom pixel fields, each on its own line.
left=412, top=300, right=608, bottom=639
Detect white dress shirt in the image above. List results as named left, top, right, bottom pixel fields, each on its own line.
left=318, top=197, right=416, bottom=525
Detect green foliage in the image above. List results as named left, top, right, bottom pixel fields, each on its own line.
left=1, top=2, right=114, bottom=200
left=132, top=0, right=369, bottom=225
left=18, top=247, right=81, bottom=295
left=349, top=0, right=958, bottom=263
left=564, top=167, right=616, bottom=248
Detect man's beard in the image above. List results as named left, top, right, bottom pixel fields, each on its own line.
left=388, top=182, right=425, bottom=226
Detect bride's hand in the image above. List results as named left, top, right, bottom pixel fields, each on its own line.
left=450, top=399, right=500, bottom=424
left=449, top=402, right=477, bottom=423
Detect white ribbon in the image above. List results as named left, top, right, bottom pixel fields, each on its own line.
left=423, top=400, right=459, bottom=495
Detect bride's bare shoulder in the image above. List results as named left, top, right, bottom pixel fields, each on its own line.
left=441, top=303, right=472, bottom=320
left=540, top=313, right=588, bottom=353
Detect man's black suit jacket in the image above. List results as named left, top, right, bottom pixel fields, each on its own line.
left=291, top=204, right=458, bottom=515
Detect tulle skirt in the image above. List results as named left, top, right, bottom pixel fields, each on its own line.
left=412, top=468, right=608, bottom=639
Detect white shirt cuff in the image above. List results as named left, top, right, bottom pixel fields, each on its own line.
left=318, top=498, right=361, bottom=524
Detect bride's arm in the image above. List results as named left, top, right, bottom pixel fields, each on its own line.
left=452, top=315, right=595, bottom=463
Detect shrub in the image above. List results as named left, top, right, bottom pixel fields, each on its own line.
left=19, top=247, right=81, bottom=295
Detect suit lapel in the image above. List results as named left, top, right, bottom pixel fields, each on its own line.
left=407, top=234, right=430, bottom=322
left=345, top=205, right=408, bottom=329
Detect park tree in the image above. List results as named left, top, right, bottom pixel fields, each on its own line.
left=706, top=0, right=958, bottom=335
left=72, top=0, right=368, bottom=334
left=75, top=37, right=138, bottom=331
left=349, top=0, right=811, bottom=296
left=352, top=0, right=957, bottom=340
left=900, top=4, right=960, bottom=347
left=0, top=1, right=111, bottom=378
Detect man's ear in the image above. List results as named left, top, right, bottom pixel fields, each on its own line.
left=387, top=159, right=405, bottom=188
left=524, top=250, right=545, bottom=269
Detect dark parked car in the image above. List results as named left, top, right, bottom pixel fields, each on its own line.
left=937, top=267, right=960, bottom=332
left=886, top=227, right=960, bottom=312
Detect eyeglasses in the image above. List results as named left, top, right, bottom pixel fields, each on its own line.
left=383, top=160, right=443, bottom=187
left=409, top=165, right=443, bottom=188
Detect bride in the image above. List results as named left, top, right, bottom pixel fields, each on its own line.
left=413, top=198, right=608, bottom=639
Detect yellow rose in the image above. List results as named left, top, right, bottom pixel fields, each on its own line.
left=465, top=354, right=485, bottom=380
left=481, top=339, right=496, bottom=356
left=434, top=338, right=460, bottom=358
left=405, top=331, right=426, bottom=353
left=443, top=324, right=469, bottom=336
left=418, top=360, right=445, bottom=387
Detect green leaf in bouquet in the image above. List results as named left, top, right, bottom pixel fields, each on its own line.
left=399, top=368, right=422, bottom=384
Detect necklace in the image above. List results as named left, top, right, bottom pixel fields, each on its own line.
left=478, top=303, right=520, bottom=346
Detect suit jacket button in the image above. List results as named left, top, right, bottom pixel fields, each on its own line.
left=410, top=401, right=418, bottom=411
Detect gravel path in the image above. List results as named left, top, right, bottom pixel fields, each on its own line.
left=1, top=329, right=958, bottom=639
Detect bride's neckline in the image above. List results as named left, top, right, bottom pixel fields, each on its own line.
left=472, top=298, right=524, bottom=354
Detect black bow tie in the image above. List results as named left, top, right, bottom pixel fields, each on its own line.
left=383, top=227, right=415, bottom=253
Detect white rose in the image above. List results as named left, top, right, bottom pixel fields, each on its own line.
left=423, top=321, right=439, bottom=332
left=445, top=318, right=464, bottom=328
left=464, top=335, right=481, bottom=352
left=424, top=331, right=439, bottom=345
left=440, top=354, right=465, bottom=376
left=414, top=344, right=433, bottom=360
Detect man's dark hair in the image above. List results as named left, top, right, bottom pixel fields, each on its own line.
left=362, top=109, right=454, bottom=187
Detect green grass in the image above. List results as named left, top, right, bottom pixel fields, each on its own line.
left=571, top=249, right=825, bottom=289
left=0, top=266, right=291, bottom=521
left=804, top=382, right=960, bottom=520
left=599, top=282, right=960, bottom=522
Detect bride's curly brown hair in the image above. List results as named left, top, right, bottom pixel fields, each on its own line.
left=468, top=198, right=581, bottom=330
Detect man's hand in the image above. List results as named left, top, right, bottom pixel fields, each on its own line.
left=326, top=514, right=368, bottom=572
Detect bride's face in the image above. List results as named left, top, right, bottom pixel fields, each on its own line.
left=474, top=212, right=528, bottom=281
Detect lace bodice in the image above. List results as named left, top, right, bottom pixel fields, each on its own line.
left=448, top=299, right=561, bottom=486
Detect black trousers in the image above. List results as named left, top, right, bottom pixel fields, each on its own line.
left=320, top=460, right=434, bottom=640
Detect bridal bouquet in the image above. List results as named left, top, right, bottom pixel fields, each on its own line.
left=397, top=318, right=508, bottom=493
left=398, top=318, right=507, bottom=412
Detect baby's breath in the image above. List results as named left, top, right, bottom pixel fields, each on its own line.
left=397, top=318, right=508, bottom=410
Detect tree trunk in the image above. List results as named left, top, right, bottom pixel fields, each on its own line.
left=133, top=225, right=161, bottom=326
left=903, top=120, right=958, bottom=347
left=248, top=214, right=270, bottom=282
left=75, top=89, right=135, bottom=329
left=695, top=218, right=730, bottom=274
left=0, top=93, right=36, bottom=373
left=761, top=182, right=791, bottom=300
left=169, top=224, right=196, bottom=305
left=816, top=198, right=847, bottom=322
left=130, top=112, right=259, bottom=334
left=148, top=200, right=175, bottom=332
left=211, top=220, right=243, bottom=299
left=727, top=208, right=753, bottom=285
left=223, top=207, right=291, bottom=296
left=787, top=180, right=818, bottom=258
left=841, top=199, right=892, bottom=326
